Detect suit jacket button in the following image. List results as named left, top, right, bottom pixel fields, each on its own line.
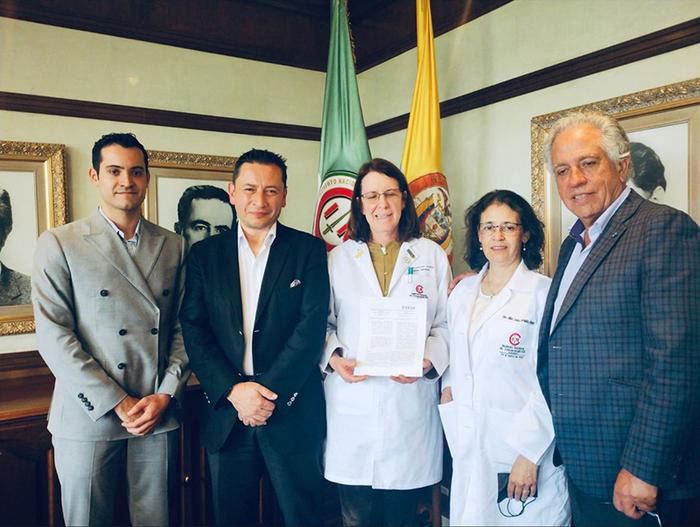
left=287, top=401, right=292, bottom=406
left=100, top=289, right=109, bottom=297
left=78, top=393, right=84, bottom=399
left=87, top=405, right=94, bottom=411
left=117, top=362, right=127, bottom=369
left=162, top=289, right=170, bottom=296
left=151, top=328, right=159, bottom=335
left=118, top=329, right=127, bottom=336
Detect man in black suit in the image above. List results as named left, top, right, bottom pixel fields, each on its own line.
left=180, top=148, right=329, bottom=526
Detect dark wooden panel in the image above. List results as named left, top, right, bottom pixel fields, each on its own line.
left=0, top=92, right=321, bottom=141
left=0, top=411, right=60, bottom=526
left=352, top=0, right=513, bottom=71
left=0, top=349, right=47, bottom=374
left=0, top=0, right=332, bottom=71
left=0, top=0, right=513, bottom=72
left=366, top=17, right=700, bottom=138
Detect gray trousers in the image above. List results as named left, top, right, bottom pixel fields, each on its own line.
left=53, top=430, right=178, bottom=526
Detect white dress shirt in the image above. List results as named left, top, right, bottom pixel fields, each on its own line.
left=550, top=187, right=630, bottom=333
left=98, top=207, right=141, bottom=257
left=238, top=222, right=277, bottom=375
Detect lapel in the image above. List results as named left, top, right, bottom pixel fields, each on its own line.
left=219, top=231, right=244, bottom=330
left=254, top=223, right=292, bottom=323
left=350, top=241, right=384, bottom=296
left=83, top=211, right=157, bottom=307
left=551, top=191, right=643, bottom=332
left=452, top=265, right=485, bottom=337
left=471, top=261, right=535, bottom=335
left=132, top=220, right=166, bottom=281
left=387, top=239, right=420, bottom=294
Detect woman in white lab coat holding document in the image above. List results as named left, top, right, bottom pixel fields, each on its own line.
left=441, top=190, right=570, bottom=526
left=321, top=158, right=450, bottom=527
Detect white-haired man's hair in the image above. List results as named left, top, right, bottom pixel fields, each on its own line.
left=543, top=111, right=631, bottom=179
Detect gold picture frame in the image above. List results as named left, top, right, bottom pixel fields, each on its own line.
left=531, top=78, right=700, bottom=274
left=0, top=140, right=68, bottom=335
left=144, top=149, right=236, bottom=235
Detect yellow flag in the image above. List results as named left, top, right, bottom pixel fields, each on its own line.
left=401, top=0, right=453, bottom=260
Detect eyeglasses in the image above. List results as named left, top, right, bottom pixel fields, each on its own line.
left=479, top=222, right=522, bottom=235
left=360, top=189, right=403, bottom=203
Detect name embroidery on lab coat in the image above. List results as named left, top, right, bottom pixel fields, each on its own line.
left=502, top=315, right=535, bottom=325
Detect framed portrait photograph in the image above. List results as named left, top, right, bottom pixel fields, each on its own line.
left=0, top=140, right=68, bottom=335
left=145, top=150, right=237, bottom=252
left=531, top=78, right=700, bottom=274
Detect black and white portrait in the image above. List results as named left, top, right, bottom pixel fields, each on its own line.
left=626, top=123, right=688, bottom=212
left=173, top=184, right=236, bottom=251
left=628, top=141, right=667, bottom=203
left=145, top=153, right=237, bottom=253
left=0, top=180, right=35, bottom=306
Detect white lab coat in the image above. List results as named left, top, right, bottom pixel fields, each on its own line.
left=321, top=237, right=450, bottom=489
left=441, top=261, right=570, bottom=526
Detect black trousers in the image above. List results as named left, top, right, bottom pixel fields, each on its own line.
left=208, top=423, right=324, bottom=526
left=337, top=484, right=424, bottom=527
left=569, top=479, right=699, bottom=527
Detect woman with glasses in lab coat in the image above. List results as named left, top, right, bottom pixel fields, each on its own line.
left=440, top=190, right=570, bottom=526
left=321, top=158, right=450, bottom=527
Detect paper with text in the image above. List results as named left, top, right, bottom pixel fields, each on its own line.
left=355, top=297, right=427, bottom=377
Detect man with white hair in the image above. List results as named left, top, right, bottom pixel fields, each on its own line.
left=537, top=111, right=700, bottom=526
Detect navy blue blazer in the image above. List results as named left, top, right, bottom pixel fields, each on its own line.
left=538, top=190, right=700, bottom=500
left=180, top=223, right=329, bottom=454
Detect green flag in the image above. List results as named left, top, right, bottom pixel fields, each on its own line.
left=313, top=0, right=371, bottom=250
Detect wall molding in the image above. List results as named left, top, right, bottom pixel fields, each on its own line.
left=0, top=92, right=321, bottom=141
left=366, top=17, right=700, bottom=138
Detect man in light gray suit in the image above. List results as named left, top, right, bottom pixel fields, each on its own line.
left=32, top=133, right=189, bottom=526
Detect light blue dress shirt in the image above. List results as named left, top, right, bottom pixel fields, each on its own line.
left=550, top=187, right=631, bottom=333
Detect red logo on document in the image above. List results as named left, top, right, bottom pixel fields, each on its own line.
left=508, top=333, right=522, bottom=346
left=415, top=284, right=424, bottom=294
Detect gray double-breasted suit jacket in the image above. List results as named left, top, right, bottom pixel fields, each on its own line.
left=32, top=210, right=190, bottom=440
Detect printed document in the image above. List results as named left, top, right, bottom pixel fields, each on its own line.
left=354, top=296, right=427, bottom=377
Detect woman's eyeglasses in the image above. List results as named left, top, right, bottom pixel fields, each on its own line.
left=479, top=222, right=522, bottom=235
left=360, top=189, right=403, bottom=203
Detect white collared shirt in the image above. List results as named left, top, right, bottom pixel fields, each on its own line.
left=550, top=187, right=630, bottom=333
left=98, top=207, right=141, bottom=257
left=238, top=222, right=277, bottom=375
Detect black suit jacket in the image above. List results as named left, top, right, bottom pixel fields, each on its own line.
left=537, top=190, right=700, bottom=500
left=180, top=223, right=329, bottom=453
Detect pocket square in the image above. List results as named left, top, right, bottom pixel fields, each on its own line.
left=290, top=279, right=302, bottom=288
